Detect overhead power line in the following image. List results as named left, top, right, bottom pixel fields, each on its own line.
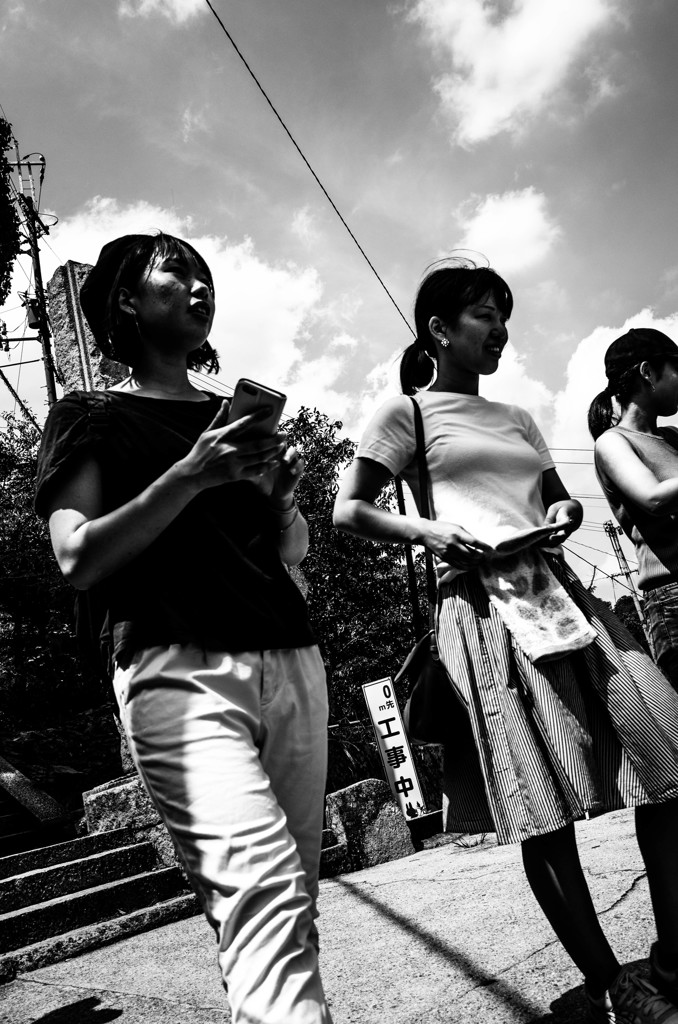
left=568, top=536, right=638, bottom=565
left=202, top=0, right=414, bottom=338
left=563, top=545, right=636, bottom=596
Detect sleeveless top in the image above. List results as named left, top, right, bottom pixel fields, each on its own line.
left=594, top=425, right=678, bottom=590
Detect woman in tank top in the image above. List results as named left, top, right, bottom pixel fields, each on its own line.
left=589, top=328, right=678, bottom=691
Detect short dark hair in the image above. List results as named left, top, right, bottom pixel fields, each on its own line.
left=80, top=232, right=219, bottom=373
left=399, top=263, right=513, bottom=394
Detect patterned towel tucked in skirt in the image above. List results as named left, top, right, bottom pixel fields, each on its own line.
left=436, top=554, right=678, bottom=846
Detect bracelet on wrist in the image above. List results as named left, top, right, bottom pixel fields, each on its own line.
left=269, top=499, right=296, bottom=515
left=279, top=504, right=300, bottom=532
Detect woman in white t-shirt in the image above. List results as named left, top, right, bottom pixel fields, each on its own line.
left=334, top=263, right=678, bottom=1023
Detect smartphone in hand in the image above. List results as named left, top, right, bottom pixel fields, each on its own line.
left=226, top=379, right=287, bottom=435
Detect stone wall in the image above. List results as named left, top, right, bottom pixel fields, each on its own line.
left=46, top=261, right=127, bottom=392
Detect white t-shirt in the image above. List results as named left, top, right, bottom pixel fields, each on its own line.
left=356, top=391, right=555, bottom=550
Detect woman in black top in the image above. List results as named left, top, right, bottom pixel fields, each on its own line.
left=35, top=233, right=332, bottom=1024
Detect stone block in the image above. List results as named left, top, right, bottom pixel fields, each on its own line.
left=82, top=777, right=185, bottom=875
left=0, top=755, right=65, bottom=822
left=83, top=776, right=159, bottom=835
left=325, top=778, right=414, bottom=872
left=46, top=261, right=128, bottom=392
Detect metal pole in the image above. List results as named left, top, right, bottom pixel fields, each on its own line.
left=19, top=195, right=58, bottom=407
left=0, top=367, right=41, bottom=430
left=603, top=520, right=654, bottom=654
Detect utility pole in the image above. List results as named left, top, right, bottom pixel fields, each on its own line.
left=603, top=520, right=654, bottom=653
left=9, top=146, right=59, bottom=407
left=0, top=367, right=40, bottom=430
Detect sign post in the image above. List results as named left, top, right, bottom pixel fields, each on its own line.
left=362, top=677, right=426, bottom=819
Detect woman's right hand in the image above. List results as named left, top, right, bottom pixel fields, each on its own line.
left=177, top=400, right=287, bottom=491
left=421, top=520, right=493, bottom=569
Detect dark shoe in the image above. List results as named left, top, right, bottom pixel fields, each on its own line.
left=650, top=944, right=678, bottom=1008
left=587, top=967, right=678, bottom=1023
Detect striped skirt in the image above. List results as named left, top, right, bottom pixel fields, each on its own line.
left=436, top=555, right=678, bottom=846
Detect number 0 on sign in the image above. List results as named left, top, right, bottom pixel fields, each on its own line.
left=362, top=677, right=426, bottom=819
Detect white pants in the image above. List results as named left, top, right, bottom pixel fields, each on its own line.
left=113, top=643, right=332, bottom=1024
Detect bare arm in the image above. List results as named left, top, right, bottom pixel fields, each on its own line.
left=267, top=445, right=309, bottom=566
left=46, top=401, right=288, bottom=589
left=595, top=430, right=678, bottom=515
left=540, top=467, right=583, bottom=542
left=333, top=456, right=492, bottom=570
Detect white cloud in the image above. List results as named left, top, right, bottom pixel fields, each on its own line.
left=180, top=106, right=209, bottom=144
left=118, top=0, right=204, bottom=23
left=482, top=343, right=555, bottom=426
left=409, top=0, right=618, bottom=145
left=552, top=309, right=678, bottom=452
left=43, top=197, right=325, bottom=398
left=290, top=206, right=321, bottom=248
left=455, top=188, right=560, bottom=274
left=2, top=197, right=373, bottom=423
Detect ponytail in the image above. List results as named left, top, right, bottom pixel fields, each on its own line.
left=587, top=388, right=615, bottom=440
left=399, top=341, right=435, bottom=395
left=588, top=361, right=651, bottom=439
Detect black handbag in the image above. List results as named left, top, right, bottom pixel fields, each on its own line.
left=394, top=397, right=461, bottom=745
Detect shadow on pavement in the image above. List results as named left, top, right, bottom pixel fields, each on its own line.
left=527, top=985, right=587, bottom=1024
left=528, top=958, right=652, bottom=1024
left=29, top=997, right=123, bottom=1023
left=337, top=875, right=545, bottom=1019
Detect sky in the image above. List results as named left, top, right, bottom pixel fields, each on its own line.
left=2, top=0, right=678, bottom=603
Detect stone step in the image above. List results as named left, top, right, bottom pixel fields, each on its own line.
left=0, top=811, right=32, bottom=835
left=0, top=819, right=77, bottom=859
left=321, top=828, right=337, bottom=849
left=0, top=842, right=160, bottom=914
left=0, top=866, right=188, bottom=952
left=0, top=827, right=134, bottom=880
left=319, top=841, right=349, bottom=878
left=0, top=891, right=200, bottom=982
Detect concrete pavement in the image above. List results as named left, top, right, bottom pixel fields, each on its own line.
left=0, top=808, right=660, bottom=1024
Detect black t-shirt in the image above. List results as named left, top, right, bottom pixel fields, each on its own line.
left=35, top=390, right=315, bottom=667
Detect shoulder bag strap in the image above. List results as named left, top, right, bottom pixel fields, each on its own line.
left=410, top=397, right=438, bottom=629
left=395, top=396, right=437, bottom=637
left=394, top=474, right=425, bottom=638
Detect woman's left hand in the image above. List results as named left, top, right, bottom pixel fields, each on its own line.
left=544, top=499, right=583, bottom=543
left=261, top=445, right=305, bottom=505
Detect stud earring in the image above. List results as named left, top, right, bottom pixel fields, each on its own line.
left=440, top=338, right=449, bottom=348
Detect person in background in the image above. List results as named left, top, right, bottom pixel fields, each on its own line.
left=589, top=327, right=678, bottom=692
left=334, top=262, right=678, bottom=1024
left=35, top=232, right=332, bottom=1024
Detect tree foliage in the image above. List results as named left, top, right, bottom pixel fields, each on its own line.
left=287, top=407, right=423, bottom=721
left=613, top=594, right=650, bottom=652
left=0, top=414, right=119, bottom=805
left=0, top=118, right=22, bottom=308
left=0, top=413, right=76, bottom=709
left=0, top=406, right=426, bottom=799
